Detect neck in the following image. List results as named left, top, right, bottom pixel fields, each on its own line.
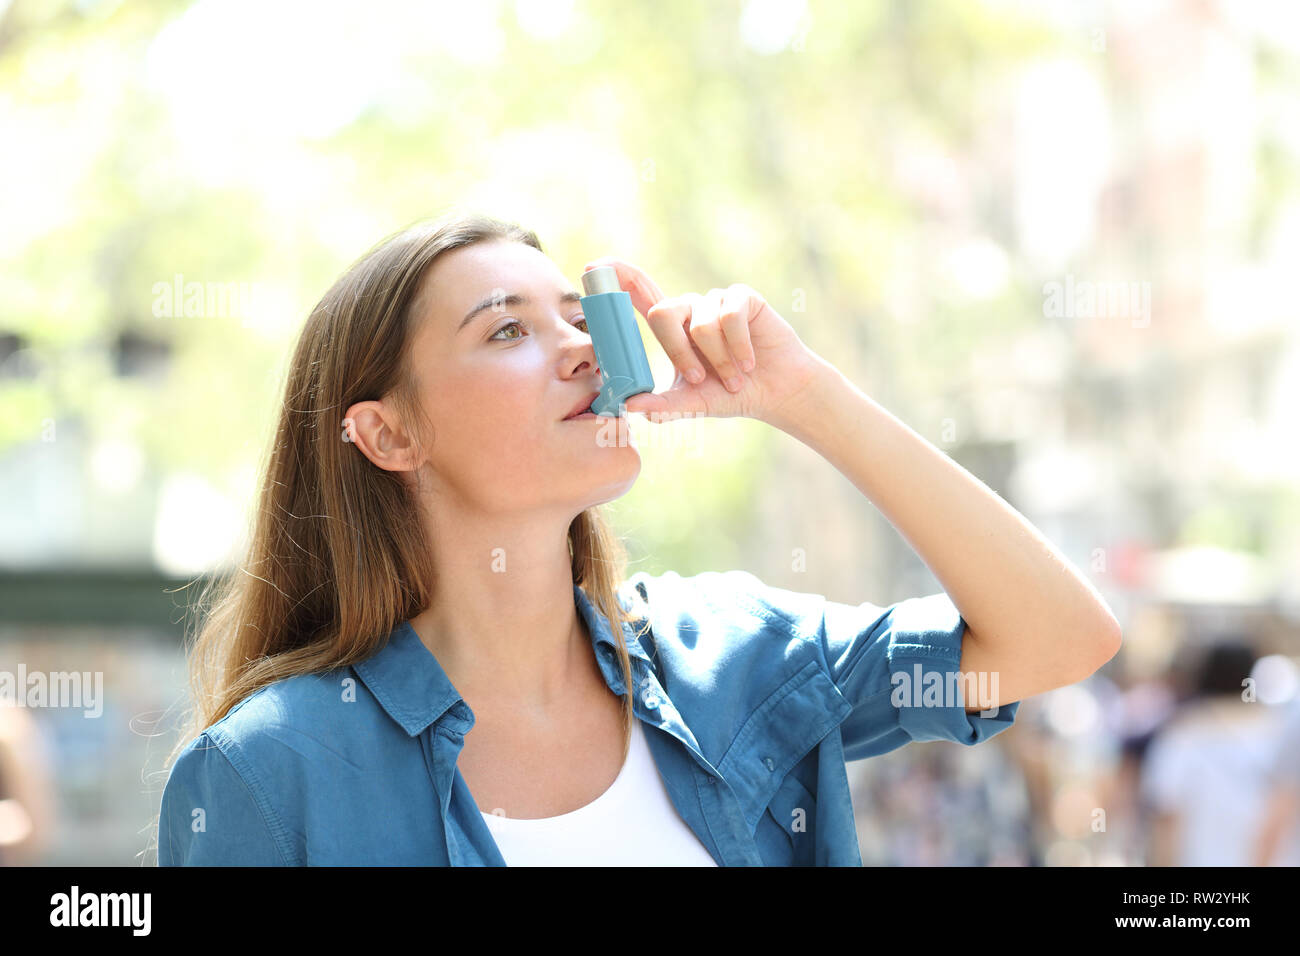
left=407, top=501, right=593, bottom=717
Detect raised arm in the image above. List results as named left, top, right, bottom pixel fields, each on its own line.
left=760, top=354, right=1121, bottom=712
left=582, top=260, right=1121, bottom=713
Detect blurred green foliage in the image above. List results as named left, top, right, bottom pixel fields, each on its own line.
left=0, top=0, right=1060, bottom=576
left=7, top=0, right=1293, bottom=584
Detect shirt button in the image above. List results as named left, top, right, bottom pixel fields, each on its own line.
left=763, top=756, right=775, bottom=772
left=642, top=691, right=660, bottom=709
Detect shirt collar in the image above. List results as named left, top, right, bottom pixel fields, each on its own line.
left=352, top=583, right=654, bottom=737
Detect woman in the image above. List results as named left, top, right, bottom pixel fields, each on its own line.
left=155, top=210, right=1121, bottom=866
left=1142, top=641, right=1293, bottom=866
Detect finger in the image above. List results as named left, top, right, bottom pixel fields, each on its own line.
left=688, top=290, right=745, bottom=391
left=718, top=284, right=757, bottom=373
left=622, top=387, right=684, bottom=418
left=644, top=296, right=708, bottom=384
left=582, top=257, right=665, bottom=321
left=622, top=379, right=704, bottom=419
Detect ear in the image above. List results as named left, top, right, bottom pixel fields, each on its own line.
left=342, top=400, right=421, bottom=472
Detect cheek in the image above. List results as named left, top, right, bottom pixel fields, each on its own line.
left=469, top=348, right=543, bottom=408
left=423, top=365, right=550, bottom=474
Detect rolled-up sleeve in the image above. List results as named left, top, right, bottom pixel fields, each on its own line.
left=157, top=733, right=288, bottom=866
left=820, top=591, right=1020, bottom=760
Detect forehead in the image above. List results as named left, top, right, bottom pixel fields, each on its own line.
left=418, top=239, right=567, bottom=314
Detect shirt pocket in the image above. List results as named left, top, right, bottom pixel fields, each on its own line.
left=716, top=657, right=850, bottom=835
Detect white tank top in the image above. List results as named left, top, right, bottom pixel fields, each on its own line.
left=480, top=720, right=719, bottom=866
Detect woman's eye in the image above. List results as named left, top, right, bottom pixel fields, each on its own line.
left=489, top=320, right=525, bottom=341
left=488, top=317, right=586, bottom=340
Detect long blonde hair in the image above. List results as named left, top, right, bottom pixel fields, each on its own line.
left=160, top=211, right=644, bottom=809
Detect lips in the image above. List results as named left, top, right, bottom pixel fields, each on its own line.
left=563, top=391, right=601, bottom=420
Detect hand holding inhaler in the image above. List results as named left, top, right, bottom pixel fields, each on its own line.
left=579, top=257, right=823, bottom=427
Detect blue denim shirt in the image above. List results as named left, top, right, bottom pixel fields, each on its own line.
left=157, top=569, right=1019, bottom=866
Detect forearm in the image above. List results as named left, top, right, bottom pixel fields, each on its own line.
left=762, top=354, right=1121, bottom=679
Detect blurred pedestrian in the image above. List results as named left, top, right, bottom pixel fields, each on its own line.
left=0, top=701, right=56, bottom=865
left=1252, top=696, right=1300, bottom=866
left=1140, top=640, right=1277, bottom=866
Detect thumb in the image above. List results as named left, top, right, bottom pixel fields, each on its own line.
left=621, top=385, right=701, bottom=420
left=620, top=390, right=665, bottom=416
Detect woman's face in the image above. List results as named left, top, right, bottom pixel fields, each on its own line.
left=401, top=238, right=640, bottom=517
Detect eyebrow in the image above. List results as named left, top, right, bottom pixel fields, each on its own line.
left=458, top=290, right=584, bottom=333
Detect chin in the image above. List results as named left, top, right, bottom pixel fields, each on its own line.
left=581, top=451, right=641, bottom=507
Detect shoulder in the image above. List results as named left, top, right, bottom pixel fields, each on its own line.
left=167, top=664, right=393, bottom=808
left=159, top=666, right=380, bottom=865
left=616, top=567, right=841, bottom=715
left=198, top=667, right=353, bottom=749
left=621, top=568, right=825, bottom=641
left=189, top=664, right=405, bottom=779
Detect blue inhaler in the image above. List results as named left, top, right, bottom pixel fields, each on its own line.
left=579, top=265, right=655, bottom=417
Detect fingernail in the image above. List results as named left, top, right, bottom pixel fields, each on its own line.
left=742, top=358, right=755, bottom=372
left=725, top=376, right=742, bottom=391
left=687, top=368, right=704, bottom=383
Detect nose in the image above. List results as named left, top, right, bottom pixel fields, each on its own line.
left=560, top=320, right=600, bottom=378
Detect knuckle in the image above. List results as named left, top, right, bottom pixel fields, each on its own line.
left=689, top=312, right=720, bottom=335
left=647, top=299, right=679, bottom=321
